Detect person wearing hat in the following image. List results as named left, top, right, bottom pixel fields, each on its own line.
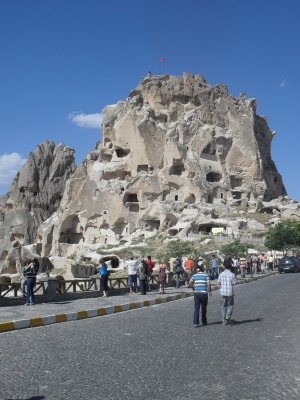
left=189, top=264, right=212, bottom=327
left=184, top=256, right=195, bottom=287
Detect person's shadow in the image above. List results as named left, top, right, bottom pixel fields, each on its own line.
left=6, top=397, right=45, bottom=400
left=207, top=318, right=263, bottom=326
left=230, top=318, right=263, bottom=325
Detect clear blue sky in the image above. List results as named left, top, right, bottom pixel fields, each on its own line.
left=0, top=0, right=299, bottom=200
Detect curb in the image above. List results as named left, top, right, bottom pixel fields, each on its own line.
left=0, top=272, right=277, bottom=334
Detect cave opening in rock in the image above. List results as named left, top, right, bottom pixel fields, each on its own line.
left=124, top=193, right=138, bottom=203
left=115, top=147, right=130, bottom=158
left=137, top=165, right=149, bottom=173
left=184, top=193, right=196, bottom=204
left=201, top=143, right=217, bottom=160
left=230, top=176, right=243, bottom=188
left=206, top=172, right=222, bottom=182
left=231, top=191, right=242, bottom=200
left=169, top=164, right=185, bottom=176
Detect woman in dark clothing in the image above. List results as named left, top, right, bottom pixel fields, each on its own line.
left=97, top=258, right=109, bottom=297
left=138, top=260, right=148, bottom=295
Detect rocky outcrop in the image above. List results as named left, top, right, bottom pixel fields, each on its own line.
left=36, top=73, right=291, bottom=261
left=0, top=141, right=76, bottom=273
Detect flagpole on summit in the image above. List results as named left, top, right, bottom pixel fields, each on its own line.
left=159, top=58, right=167, bottom=75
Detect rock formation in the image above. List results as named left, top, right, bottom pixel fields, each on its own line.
left=36, top=73, right=292, bottom=264
left=0, top=141, right=76, bottom=273
left=2, top=73, right=299, bottom=275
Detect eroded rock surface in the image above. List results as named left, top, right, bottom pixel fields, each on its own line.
left=2, top=74, right=299, bottom=274
left=0, top=140, right=76, bottom=273
left=37, top=74, right=291, bottom=261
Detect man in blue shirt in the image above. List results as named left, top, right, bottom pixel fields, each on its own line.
left=189, top=265, right=212, bottom=327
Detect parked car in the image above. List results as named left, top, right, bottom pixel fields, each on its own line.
left=278, top=256, right=300, bottom=273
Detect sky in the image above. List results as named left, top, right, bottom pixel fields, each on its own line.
left=0, top=0, right=299, bottom=200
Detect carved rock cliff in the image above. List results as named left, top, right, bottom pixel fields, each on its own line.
left=36, top=73, right=290, bottom=261
left=0, top=140, right=76, bottom=272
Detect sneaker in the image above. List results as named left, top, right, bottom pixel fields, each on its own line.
left=25, top=303, right=30, bottom=306
left=29, top=303, right=35, bottom=306
left=202, top=322, right=207, bottom=326
left=194, top=324, right=200, bottom=328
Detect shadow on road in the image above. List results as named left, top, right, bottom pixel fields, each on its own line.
left=207, top=318, right=263, bottom=326
left=6, top=397, right=46, bottom=400
left=231, top=318, right=264, bottom=325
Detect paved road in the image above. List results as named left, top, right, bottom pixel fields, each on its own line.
left=1, top=274, right=300, bottom=400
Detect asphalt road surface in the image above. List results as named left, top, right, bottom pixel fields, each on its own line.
left=1, top=274, right=300, bottom=400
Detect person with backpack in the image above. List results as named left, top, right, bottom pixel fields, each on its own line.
left=23, top=258, right=39, bottom=306
left=172, top=255, right=183, bottom=289
left=138, top=260, right=148, bottom=295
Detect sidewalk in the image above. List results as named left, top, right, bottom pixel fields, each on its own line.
left=0, top=272, right=277, bottom=333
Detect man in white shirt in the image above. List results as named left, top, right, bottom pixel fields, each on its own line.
left=218, top=263, right=236, bottom=325
left=126, top=257, right=138, bottom=293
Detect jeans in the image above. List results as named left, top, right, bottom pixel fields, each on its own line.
left=211, top=267, right=218, bottom=280
left=140, top=279, right=147, bottom=295
left=175, top=273, right=181, bottom=288
left=26, top=277, right=36, bottom=304
left=193, top=292, right=208, bottom=325
left=220, top=295, right=234, bottom=323
left=100, top=275, right=109, bottom=293
left=21, top=279, right=27, bottom=299
left=128, top=274, right=137, bottom=292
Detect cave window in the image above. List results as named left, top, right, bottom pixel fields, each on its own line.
left=125, top=193, right=138, bottom=203
left=198, top=225, right=212, bottom=234
left=207, top=195, right=213, bottom=204
left=19, top=187, right=25, bottom=193
left=231, top=191, right=242, bottom=200
left=170, top=164, right=185, bottom=176
left=206, top=172, right=222, bottom=182
left=137, top=165, right=148, bottom=173
left=184, top=193, right=196, bottom=204
left=115, top=148, right=130, bottom=158
left=105, top=237, right=107, bottom=244
left=103, top=210, right=107, bottom=215
left=129, top=203, right=139, bottom=212
left=274, top=177, right=278, bottom=184
left=175, top=195, right=178, bottom=201
left=46, top=205, right=49, bottom=210
left=33, top=192, right=37, bottom=196
left=230, top=176, right=243, bottom=188
left=220, top=192, right=223, bottom=199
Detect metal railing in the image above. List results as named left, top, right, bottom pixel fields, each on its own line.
left=0, top=274, right=163, bottom=298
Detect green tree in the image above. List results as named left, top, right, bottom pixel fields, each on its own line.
left=265, top=220, right=300, bottom=253
left=162, top=240, right=195, bottom=260
left=221, top=240, right=249, bottom=258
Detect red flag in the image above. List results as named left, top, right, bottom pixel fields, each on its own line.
left=160, top=58, right=167, bottom=62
